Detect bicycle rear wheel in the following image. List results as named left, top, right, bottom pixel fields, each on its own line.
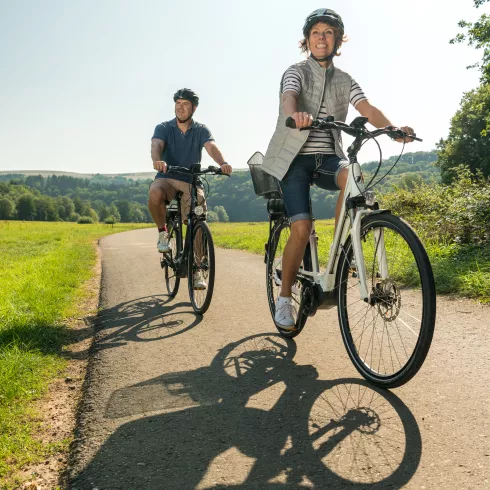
left=337, top=213, right=436, bottom=388
left=266, top=219, right=312, bottom=339
left=188, top=220, right=215, bottom=315
left=161, top=217, right=182, bottom=297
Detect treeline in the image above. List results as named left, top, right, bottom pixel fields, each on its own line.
left=0, top=177, right=151, bottom=223
left=207, top=150, right=440, bottom=222
left=0, top=150, right=439, bottom=223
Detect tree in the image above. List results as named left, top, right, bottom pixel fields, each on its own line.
left=129, top=205, right=144, bottom=223
left=115, top=200, right=131, bottom=222
left=56, top=196, right=75, bottom=220
left=88, top=208, right=99, bottom=222
left=206, top=211, right=219, bottom=222
left=73, top=196, right=84, bottom=214
left=437, top=84, right=490, bottom=182
left=437, top=0, right=490, bottom=182
left=0, top=197, right=16, bottom=219
left=450, top=0, right=490, bottom=83
left=35, top=196, right=59, bottom=221
left=214, top=205, right=229, bottom=222
left=98, top=204, right=111, bottom=222
left=17, top=194, right=36, bottom=220
left=108, top=203, right=121, bottom=223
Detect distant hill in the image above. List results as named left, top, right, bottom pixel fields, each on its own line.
left=0, top=170, right=155, bottom=181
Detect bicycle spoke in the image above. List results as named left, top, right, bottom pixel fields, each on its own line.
left=338, top=214, right=435, bottom=387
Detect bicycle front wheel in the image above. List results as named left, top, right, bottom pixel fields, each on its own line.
left=188, top=220, right=215, bottom=315
left=162, top=218, right=181, bottom=297
left=337, top=213, right=436, bottom=388
left=266, top=219, right=312, bottom=339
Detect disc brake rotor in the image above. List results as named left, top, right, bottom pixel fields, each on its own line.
left=375, top=279, right=401, bottom=322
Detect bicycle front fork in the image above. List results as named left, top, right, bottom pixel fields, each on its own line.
left=350, top=209, right=389, bottom=302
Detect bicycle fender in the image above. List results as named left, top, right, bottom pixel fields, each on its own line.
left=365, top=208, right=391, bottom=216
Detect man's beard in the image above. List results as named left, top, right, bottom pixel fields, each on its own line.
left=175, top=112, right=192, bottom=123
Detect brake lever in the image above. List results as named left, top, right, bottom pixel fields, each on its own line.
left=390, top=129, right=423, bottom=142
left=207, top=165, right=230, bottom=176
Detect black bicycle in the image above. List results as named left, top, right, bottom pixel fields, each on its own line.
left=160, top=164, right=226, bottom=314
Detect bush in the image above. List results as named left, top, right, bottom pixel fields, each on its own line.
left=381, top=165, right=490, bottom=245
left=206, top=211, right=219, bottom=223
left=68, top=212, right=80, bottom=222
left=77, top=216, right=94, bottom=224
left=104, top=216, right=116, bottom=225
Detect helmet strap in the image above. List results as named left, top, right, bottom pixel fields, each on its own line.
left=310, top=51, right=336, bottom=63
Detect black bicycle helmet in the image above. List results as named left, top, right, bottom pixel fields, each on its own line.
left=173, top=88, right=199, bottom=107
left=302, top=8, right=344, bottom=37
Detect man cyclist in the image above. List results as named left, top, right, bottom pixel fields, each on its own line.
left=148, top=88, right=232, bottom=255
left=262, top=9, right=414, bottom=330
left=148, top=89, right=232, bottom=290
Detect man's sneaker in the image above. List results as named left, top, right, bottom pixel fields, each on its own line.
left=274, top=297, right=296, bottom=331
left=193, top=270, right=207, bottom=290
left=157, top=231, right=171, bottom=253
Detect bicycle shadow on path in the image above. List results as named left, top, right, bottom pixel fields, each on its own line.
left=70, top=334, right=422, bottom=489
left=68, top=295, right=203, bottom=359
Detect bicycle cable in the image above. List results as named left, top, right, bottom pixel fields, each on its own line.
left=364, top=139, right=406, bottom=192
left=362, top=133, right=383, bottom=190
left=350, top=129, right=382, bottom=199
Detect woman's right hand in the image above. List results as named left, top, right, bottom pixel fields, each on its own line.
left=291, top=112, right=313, bottom=129
left=153, top=160, right=167, bottom=172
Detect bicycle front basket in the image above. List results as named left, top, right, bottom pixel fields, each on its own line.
left=247, top=151, right=281, bottom=198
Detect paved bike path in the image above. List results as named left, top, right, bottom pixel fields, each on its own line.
left=69, top=227, right=490, bottom=489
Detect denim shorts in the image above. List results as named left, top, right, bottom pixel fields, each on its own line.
left=280, top=153, right=349, bottom=222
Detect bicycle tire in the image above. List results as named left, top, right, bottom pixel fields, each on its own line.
left=337, top=213, right=436, bottom=388
left=162, top=217, right=181, bottom=297
left=188, top=220, right=215, bottom=315
left=266, top=219, right=312, bottom=339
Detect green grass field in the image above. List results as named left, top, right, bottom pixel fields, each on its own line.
left=0, top=221, right=151, bottom=487
left=210, top=221, right=490, bottom=303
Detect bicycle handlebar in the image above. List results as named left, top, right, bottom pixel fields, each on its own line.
left=165, top=164, right=229, bottom=177
left=285, top=116, right=423, bottom=142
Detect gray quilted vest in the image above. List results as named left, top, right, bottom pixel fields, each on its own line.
left=262, top=57, right=352, bottom=181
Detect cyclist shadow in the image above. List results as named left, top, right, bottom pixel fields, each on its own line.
left=69, top=295, right=203, bottom=359
left=71, top=334, right=422, bottom=489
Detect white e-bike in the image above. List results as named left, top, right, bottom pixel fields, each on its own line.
left=248, top=116, right=436, bottom=388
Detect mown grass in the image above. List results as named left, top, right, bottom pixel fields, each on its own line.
left=210, top=221, right=490, bottom=303
left=0, top=220, right=152, bottom=487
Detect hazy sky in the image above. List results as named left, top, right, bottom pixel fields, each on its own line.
left=0, top=0, right=485, bottom=173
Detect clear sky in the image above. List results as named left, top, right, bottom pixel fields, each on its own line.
left=0, top=0, right=486, bottom=173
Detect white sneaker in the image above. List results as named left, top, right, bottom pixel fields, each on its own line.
left=157, top=231, right=170, bottom=253
left=274, top=297, right=296, bottom=331
left=193, top=270, right=207, bottom=290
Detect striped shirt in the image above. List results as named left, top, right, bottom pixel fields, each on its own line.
left=282, top=66, right=367, bottom=155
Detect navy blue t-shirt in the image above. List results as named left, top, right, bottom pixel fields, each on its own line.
left=152, top=118, right=214, bottom=183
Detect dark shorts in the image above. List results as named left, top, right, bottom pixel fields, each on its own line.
left=280, top=153, right=348, bottom=223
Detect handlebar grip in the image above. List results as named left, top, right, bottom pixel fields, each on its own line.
left=400, top=133, right=423, bottom=143
left=285, top=117, right=296, bottom=129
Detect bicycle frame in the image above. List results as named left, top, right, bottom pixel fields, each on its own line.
left=274, top=153, right=388, bottom=305
left=167, top=175, right=206, bottom=278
